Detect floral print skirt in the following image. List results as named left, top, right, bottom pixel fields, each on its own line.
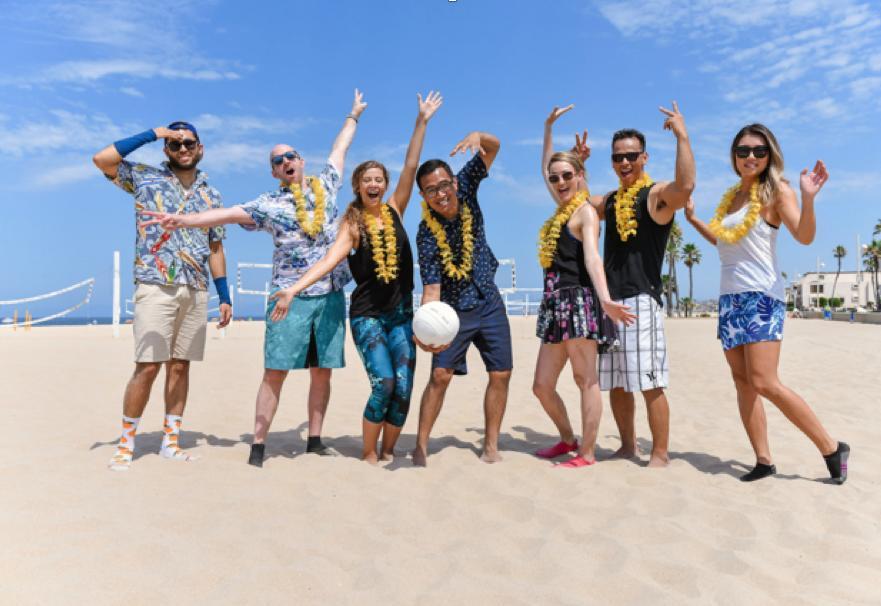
left=717, top=291, right=785, bottom=351
left=536, top=284, right=614, bottom=349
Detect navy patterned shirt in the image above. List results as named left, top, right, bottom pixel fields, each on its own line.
left=417, top=155, right=500, bottom=311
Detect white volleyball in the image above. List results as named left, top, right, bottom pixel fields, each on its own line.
left=412, top=301, right=460, bottom=347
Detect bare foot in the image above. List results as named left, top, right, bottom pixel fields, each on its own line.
left=412, top=447, right=428, bottom=467
left=647, top=453, right=669, bottom=468
left=362, top=452, right=379, bottom=466
left=611, top=446, right=641, bottom=460
left=480, top=449, right=503, bottom=464
left=380, top=450, right=395, bottom=462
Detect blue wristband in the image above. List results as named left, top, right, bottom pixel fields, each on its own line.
left=213, top=276, right=232, bottom=306
left=113, top=129, right=158, bottom=157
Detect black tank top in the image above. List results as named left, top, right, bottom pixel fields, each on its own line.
left=544, top=223, right=591, bottom=290
left=603, top=184, right=670, bottom=305
left=348, top=207, right=414, bottom=318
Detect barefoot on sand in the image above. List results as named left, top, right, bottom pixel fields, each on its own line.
left=412, top=447, right=427, bottom=467
left=480, top=449, right=503, bottom=463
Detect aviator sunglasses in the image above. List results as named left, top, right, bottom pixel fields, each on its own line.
left=548, top=171, right=575, bottom=184
left=611, top=151, right=642, bottom=163
left=271, top=151, right=302, bottom=165
left=734, top=145, right=769, bottom=159
left=166, top=139, right=199, bottom=152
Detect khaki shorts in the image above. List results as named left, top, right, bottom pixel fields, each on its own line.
left=133, top=283, right=209, bottom=363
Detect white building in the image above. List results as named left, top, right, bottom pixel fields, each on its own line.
left=786, top=270, right=877, bottom=310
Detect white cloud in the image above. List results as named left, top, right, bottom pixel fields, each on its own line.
left=119, top=86, right=143, bottom=98
left=31, top=161, right=96, bottom=188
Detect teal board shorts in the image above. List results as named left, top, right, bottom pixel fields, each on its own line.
left=264, top=289, right=346, bottom=370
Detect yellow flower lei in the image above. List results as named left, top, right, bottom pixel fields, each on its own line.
left=366, top=203, right=398, bottom=283
left=421, top=200, right=474, bottom=280
left=285, top=177, right=326, bottom=239
left=537, top=190, right=589, bottom=269
left=614, top=172, right=654, bottom=242
left=708, top=181, right=762, bottom=244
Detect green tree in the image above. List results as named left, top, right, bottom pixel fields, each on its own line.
left=682, top=242, right=702, bottom=317
left=831, top=245, right=846, bottom=304
left=665, top=220, right=683, bottom=317
left=864, top=240, right=881, bottom=311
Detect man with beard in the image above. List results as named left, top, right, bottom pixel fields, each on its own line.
left=93, top=121, right=232, bottom=471
left=593, top=102, right=695, bottom=468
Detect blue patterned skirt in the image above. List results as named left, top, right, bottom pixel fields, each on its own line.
left=717, top=291, right=785, bottom=351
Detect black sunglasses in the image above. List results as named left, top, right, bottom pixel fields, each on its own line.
left=548, top=171, right=575, bottom=184
left=611, top=151, right=642, bottom=163
left=166, top=139, right=199, bottom=152
left=272, top=151, right=301, bottom=165
left=734, top=145, right=769, bottom=159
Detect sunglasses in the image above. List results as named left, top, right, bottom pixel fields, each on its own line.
left=734, top=145, right=769, bottom=159
left=548, top=171, right=575, bottom=184
left=166, top=139, right=199, bottom=152
left=611, top=151, right=642, bottom=163
left=271, top=151, right=301, bottom=166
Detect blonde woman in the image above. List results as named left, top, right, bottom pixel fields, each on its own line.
left=686, top=123, right=849, bottom=483
left=532, top=105, right=634, bottom=468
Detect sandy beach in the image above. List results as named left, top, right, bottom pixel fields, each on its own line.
left=1, top=317, right=879, bottom=605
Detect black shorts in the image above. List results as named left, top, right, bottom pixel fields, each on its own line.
left=432, top=296, right=513, bottom=376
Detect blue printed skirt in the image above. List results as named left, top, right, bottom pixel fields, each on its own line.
left=717, top=291, right=785, bottom=351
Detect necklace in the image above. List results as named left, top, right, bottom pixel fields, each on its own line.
left=421, top=200, right=474, bottom=280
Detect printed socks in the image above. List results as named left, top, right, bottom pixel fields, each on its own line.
left=160, top=414, right=196, bottom=461
left=109, top=416, right=140, bottom=471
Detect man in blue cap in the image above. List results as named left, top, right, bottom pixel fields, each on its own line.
left=93, top=121, right=232, bottom=471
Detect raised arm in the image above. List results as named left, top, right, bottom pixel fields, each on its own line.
left=328, top=89, right=368, bottom=175
left=268, top=225, right=356, bottom=322
left=450, top=131, right=501, bottom=172
left=541, top=104, right=574, bottom=197
left=652, top=101, right=696, bottom=216
left=389, top=91, right=443, bottom=216
left=140, top=206, right=253, bottom=230
left=684, top=198, right=717, bottom=246
left=577, top=206, right=635, bottom=325
left=776, top=160, right=828, bottom=245
left=92, top=126, right=188, bottom=179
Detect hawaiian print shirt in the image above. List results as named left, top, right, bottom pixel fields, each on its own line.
left=112, top=160, right=224, bottom=290
left=417, top=155, right=500, bottom=312
left=238, top=161, right=351, bottom=295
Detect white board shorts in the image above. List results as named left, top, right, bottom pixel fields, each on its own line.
left=599, top=294, right=669, bottom=392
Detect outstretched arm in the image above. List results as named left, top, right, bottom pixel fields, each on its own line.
left=389, top=91, right=443, bottom=216
left=578, top=206, right=636, bottom=325
left=653, top=101, right=696, bottom=215
left=92, top=126, right=188, bottom=179
left=684, top=198, right=717, bottom=246
left=450, top=131, right=500, bottom=172
left=328, top=89, right=368, bottom=175
left=268, top=225, right=356, bottom=322
left=140, top=206, right=253, bottom=230
left=777, top=160, right=828, bottom=245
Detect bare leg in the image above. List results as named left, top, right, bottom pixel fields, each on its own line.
left=565, top=339, right=601, bottom=461
left=643, top=387, right=670, bottom=467
left=413, top=367, right=454, bottom=467
left=253, top=369, right=288, bottom=443
left=532, top=343, right=576, bottom=445
left=609, top=387, right=639, bottom=458
left=307, top=367, right=332, bottom=437
left=380, top=422, right=403, bottom=461
left=122, top=362, right=162, bottom=418
left=481, top=369, right=511, bottom=463
left=744, top=342, right=837, bottom=455
left=724, top=347, right=772, bottom=465
left=362, top=418, right=382, bottom=465
left=164, top=359, right=190, bottom=416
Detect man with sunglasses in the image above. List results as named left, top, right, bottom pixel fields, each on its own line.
left=93, top=121, right=232, bottom=471
left=594, top=102, right=696, bottom=468
left=412, top=131, right=509, bottom=467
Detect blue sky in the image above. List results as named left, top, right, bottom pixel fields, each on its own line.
left=1, top=0, right=880, bottom=318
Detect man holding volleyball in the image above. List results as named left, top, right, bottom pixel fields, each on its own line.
left=413, top=131, right=510, bottom=466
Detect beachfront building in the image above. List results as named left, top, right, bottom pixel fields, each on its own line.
left=786, top=270, right=877, bottom=311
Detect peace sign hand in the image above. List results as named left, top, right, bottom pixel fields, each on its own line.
left=800, top=160, right=829, bottom=198
left=139, top=210, right=189, bottom=231
left=418, top=90, right=443, bottom=123
left=350, top=88, right=368, bottom=119
left=573, top=129, right=591, bottom=162
left=546, top=104, right=574, bottom=126
left=659, top=101, right=687, bottom=139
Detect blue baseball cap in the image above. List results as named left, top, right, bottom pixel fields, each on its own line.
left=167, top=121, right=199, bottom=141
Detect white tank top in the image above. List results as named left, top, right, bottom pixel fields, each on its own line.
left=717, top=204, right=786, bottom=301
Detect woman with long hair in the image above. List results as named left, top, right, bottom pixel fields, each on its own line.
left=685, top=123, right=849, bottom=483
left=532, top=105, right=635, bottom=468
left=271, top=92, right=443, bottom=464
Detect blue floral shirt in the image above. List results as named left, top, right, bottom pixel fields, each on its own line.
left=417, top=155, right=500, bottom=311
left=112, top=160, right=224, bottom=290
left=238, top=161, right=351, bottom=294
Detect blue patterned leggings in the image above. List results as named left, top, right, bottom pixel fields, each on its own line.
left=350, top=304, right=417, bottom=427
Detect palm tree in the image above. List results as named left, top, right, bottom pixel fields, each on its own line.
left=874, top=219, right=881, bottom=237
left=665, top=221, right=683, bottom=317
left=864, top=240, right=881, bottom=311
left=681, top=242, right=702, bottom=317
left=831, top=245, right=846, bottom=306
